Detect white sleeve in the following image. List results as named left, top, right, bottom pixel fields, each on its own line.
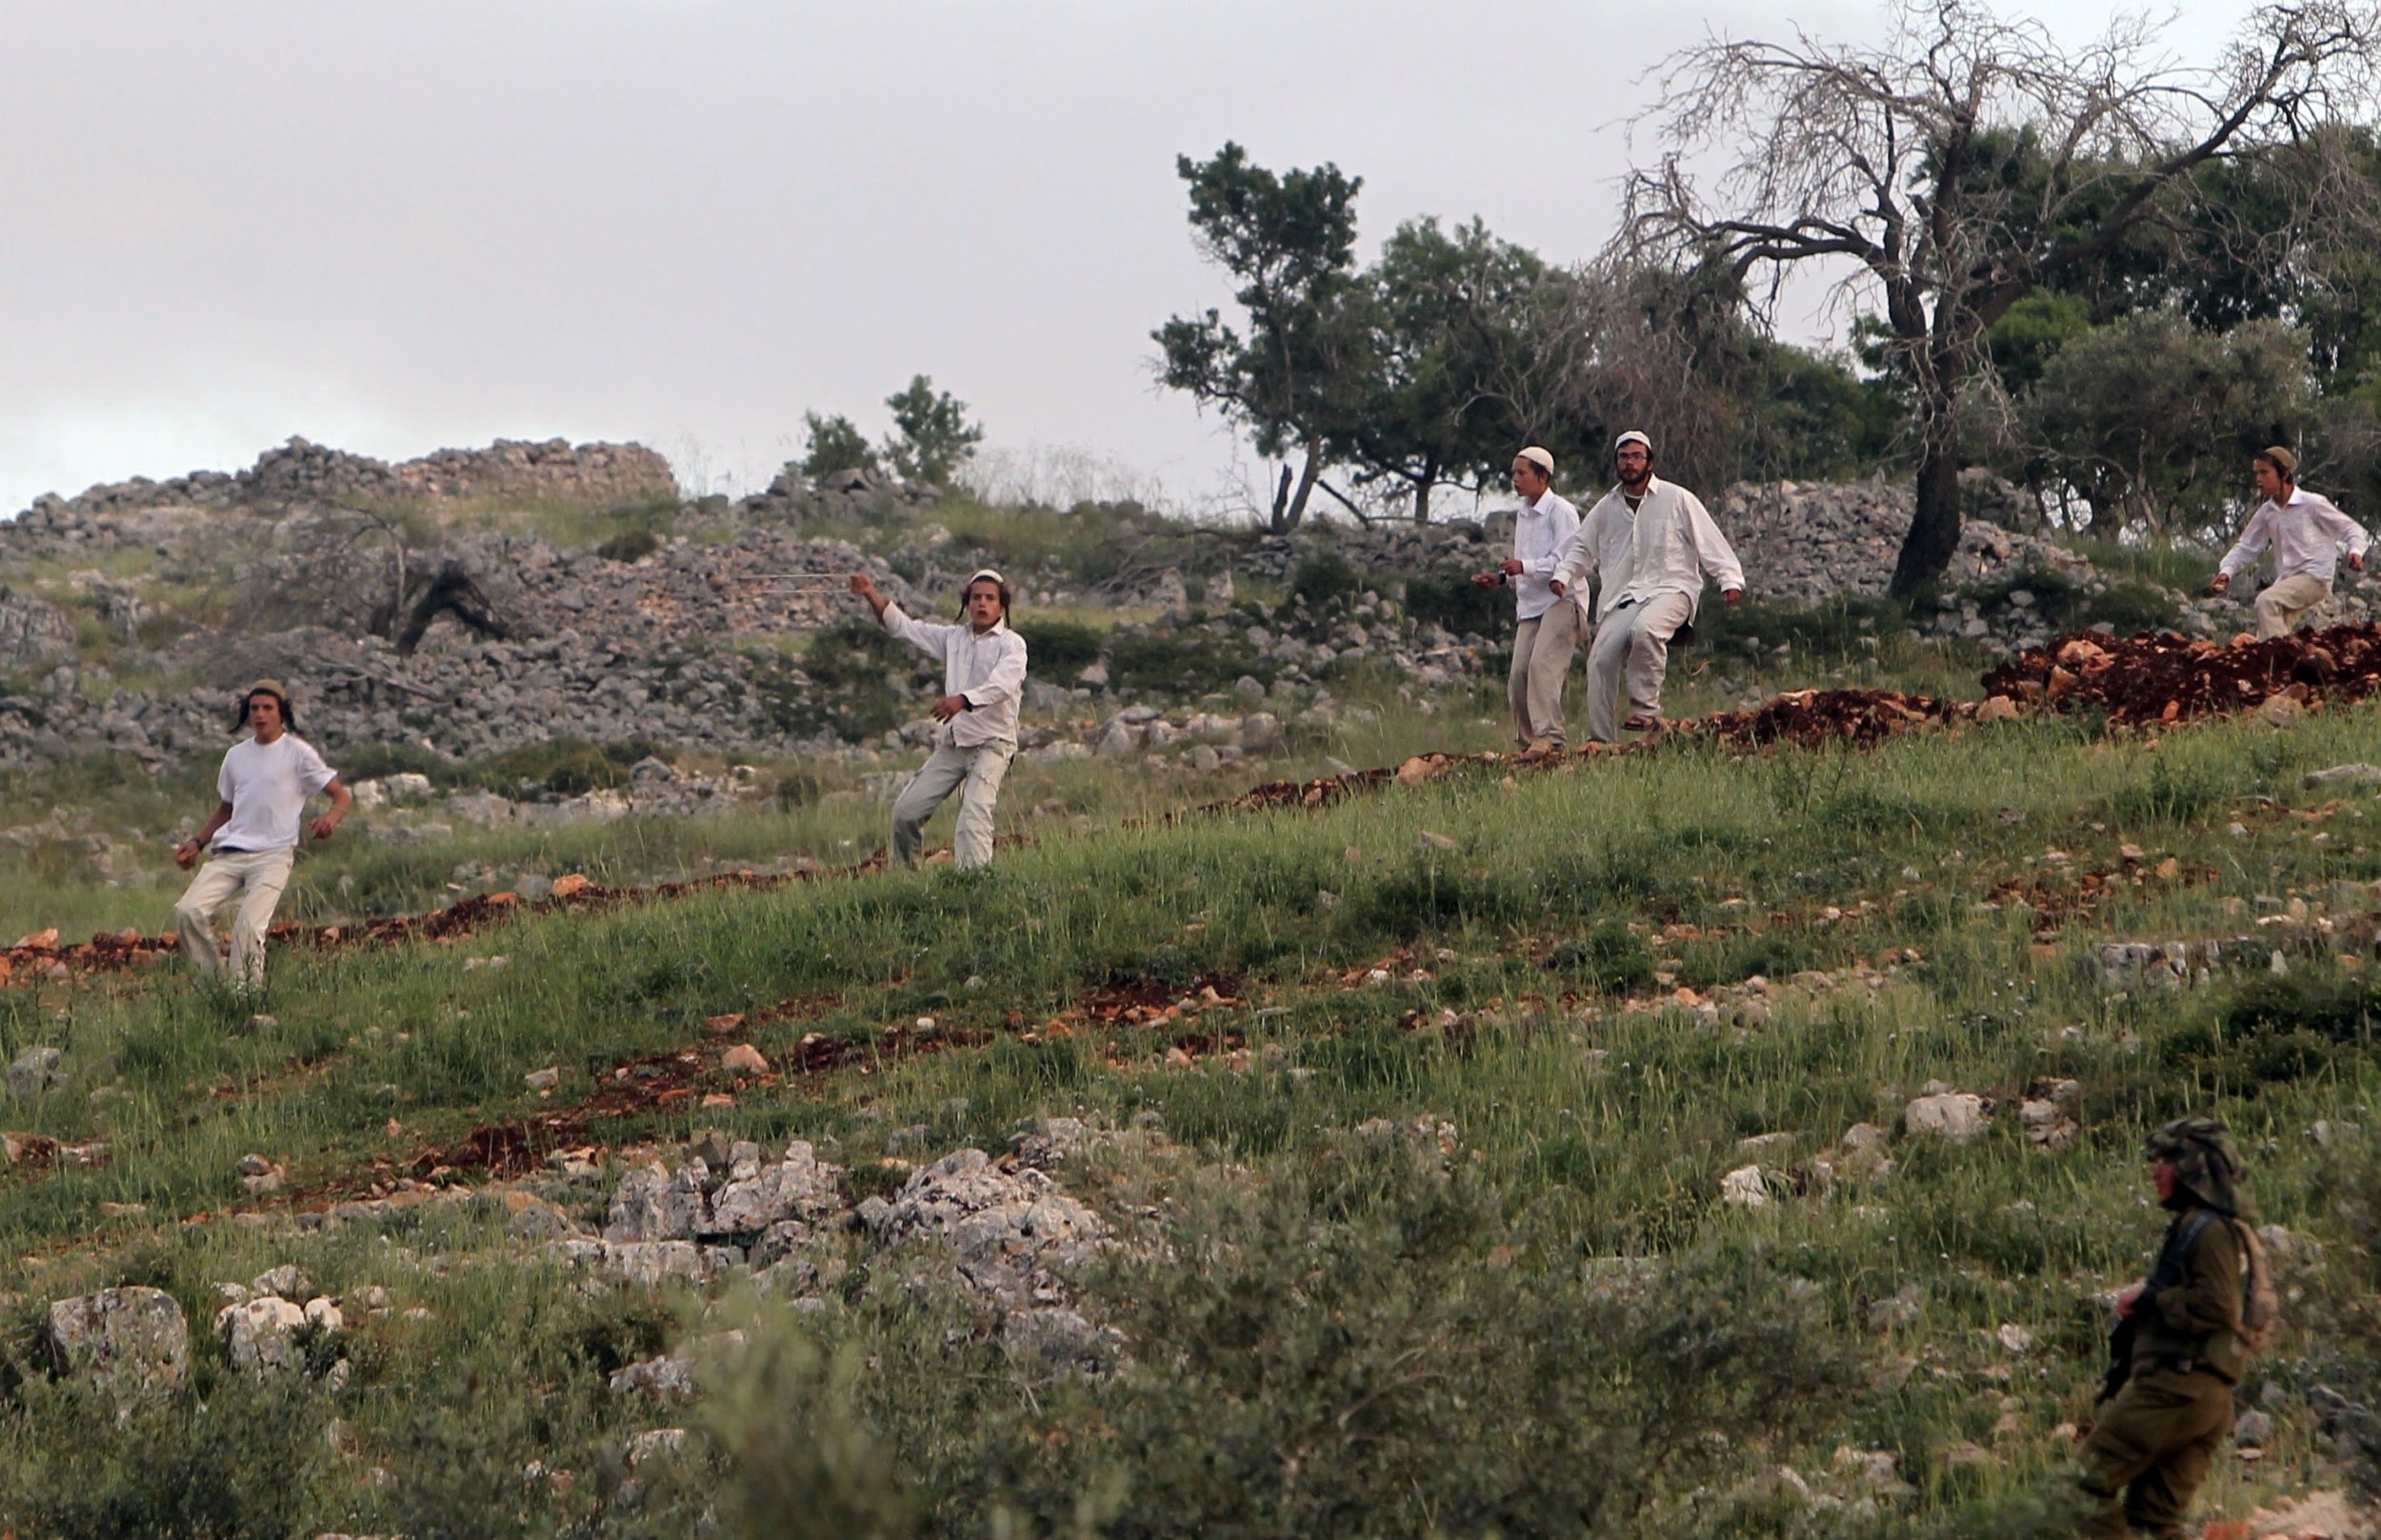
left=2219, top=508, right=2274, bottom=579
left=299, top=742, right=337, bottom=795
left=1524, top=500, right=1579, bottom=579
left=1684, top=493, right=1745, bottom=592
left=1551, top=509, right=1598, bottom=589
left=2311, top=497, right=2370, bottom=558
left=879, top=602, right=955, bottom=658
left=217, top=753, right=235, bottom=803
left=965, top=633, right=1029, bottom=710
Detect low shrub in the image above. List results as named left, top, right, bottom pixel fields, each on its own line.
left=1546, top=920, right=1656, bottom=993
left=594, top=527, right=663, bottom=563
left=1106, top=632, right=1270, bottom=695
left=1011, top=618, right=1101, bottom=673
left=460, top=735, right=670, bottom=797
left=1402, top=570, right=1506, bottom=637
left=1290, top=551, right=1362, bottom=610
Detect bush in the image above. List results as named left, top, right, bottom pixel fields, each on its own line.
left=1011, top=618, right=1101, bottom=673
left=682, top=1134, right=1867, bottom=1538
left=1546, top=921, right=1657, bottom=993
left=0, top=1375, right=329, bottom=1539
left=1403, top=570, right=1506, bottom=637
left=756, top=620, right=922, bottom=743
left=594, top=527, right=663, bottom=563
left=1290, top=551, right=1362, bottom=610
left=459, top=735, right=670, bottom=797
left=334, top=740, right=456, bottom=786
left=1106, top=632, right=1271, bottom=695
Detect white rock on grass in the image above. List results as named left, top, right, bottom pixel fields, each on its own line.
left=1720, top=1165, right=1772, bottom=1207
left=217, top=1296, right=309, bottom=1372
left=605, top=1160, right=710, bottom=1241
left=42, top=1287, right=189, bottom=1406
left=1901, top=1092, right=1990, bottom=1144
left=875, top=1149, right=1108, bottom=1310
left=708, top=1141, right=846, bottom=1234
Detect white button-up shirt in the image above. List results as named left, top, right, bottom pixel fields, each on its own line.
left=879, top=603, right=1030, bottom=750
left=1552, top=475, right=1746, bottom=622
left=2218, top=486, right=2370, bottom=585
left=1509, top=490, right=1581, bottom=622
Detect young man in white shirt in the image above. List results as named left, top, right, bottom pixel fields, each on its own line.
left=1549, top=430, right=1744, bottom=742
left=1471, top=446, right=1582, bottom=750
left=172, top=679, right=350, bottom=993
left=848, top=568, right=1029, bottom=870
left=2206, top=445, right=2368, bottom=638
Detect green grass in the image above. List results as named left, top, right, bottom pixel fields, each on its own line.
left=2, top=619, right=2379, bottom=1531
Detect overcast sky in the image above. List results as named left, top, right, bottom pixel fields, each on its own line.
left=2, top=1, right=2270, bottom=520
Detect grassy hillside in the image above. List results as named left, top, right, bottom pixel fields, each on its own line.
left=0, top=665, right=2377, bottom=1535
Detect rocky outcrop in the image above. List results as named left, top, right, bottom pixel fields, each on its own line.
left=11, top=436, right=675, bottom=530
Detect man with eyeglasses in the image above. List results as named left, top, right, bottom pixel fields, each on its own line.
left=1549, top=430, right=1743, bottom=742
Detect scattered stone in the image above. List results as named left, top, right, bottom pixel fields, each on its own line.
left=525, top=1066, right=561, bottom=1090
left=876, top=1149, right=1108, bottom=1311
left=250, top=1264, right=310, bottom=1297
left=7, top=1046, right=65, bottom=1100
left=610, top=1353, right=696, bottom=1398
left=721, top=1043, right=770, bottom=1076
left=2306, top=762, right=2381, bottom=789
left=1901, top=1092, right=1991, bottom=1144
left=1719, top=1165, right=1772, bottom=1208
left=708, top=1141, right=847, bottom=1235
left=605, top=1160, right=710, bottom=1242
left=217, top=1295, right=310, bottom=1373
left=1866, top=1284, right=1922, bottom=1330
left=43, top=1287, right=190, bottom=1405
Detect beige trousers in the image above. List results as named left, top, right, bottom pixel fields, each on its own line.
left=1585, top=590, right=1696, bottom=743
left=1507, top=600, right=1582, bottom=747
left=2253, top=573, right=2331, bottom=639
left=173, top=848, right=295, bottom=992
left=892, top=743, right=1013, bottom=870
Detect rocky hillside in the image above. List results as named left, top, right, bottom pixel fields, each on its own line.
left=1, top=436, right=2360, bottom=786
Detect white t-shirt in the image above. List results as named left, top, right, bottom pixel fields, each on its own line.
left=212, top=733, right=338, bottom=852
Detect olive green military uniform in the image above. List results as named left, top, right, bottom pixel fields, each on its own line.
left=2079, top=1116, right=2252, bottom=1538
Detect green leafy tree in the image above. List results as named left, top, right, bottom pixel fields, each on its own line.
left=2024, top=312, right=2318, bottom=537
left=799, top=411, right=879, bottom=480
left=1155, top=142, right=1372, bottom=531
left=1338, top=216, right=1556, bottom=522
left=881, top=374, right=984, bottom=488
left=1619, top=0, right=2381, bottom=596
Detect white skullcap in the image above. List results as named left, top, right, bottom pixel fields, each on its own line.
left=1614, top=430, right=1652, bottom=453
left=1515, top=446, right=1554, bottom=475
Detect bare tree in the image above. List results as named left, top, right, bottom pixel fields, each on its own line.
left=1618, top=1, right=2380, bottom=595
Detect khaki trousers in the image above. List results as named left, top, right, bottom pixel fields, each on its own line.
left=1584, top=590, right=1696, bottom=743
left=173, top=848, right=295, bottom=993
left=1507, top=600, right=1582, bottom=747
left=2077, top=1367, right=2232, bottom=1538
left=2253, top=572, right=2331, bottom=639
left=891, top=743, right=1013, bottom=870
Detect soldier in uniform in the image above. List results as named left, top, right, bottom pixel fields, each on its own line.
left=2077, top=1116, right=2251, bottom=1538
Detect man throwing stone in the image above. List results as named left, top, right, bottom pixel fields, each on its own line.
left=1549, top=430, right=1743, bottom=742
left=2207, top=445, right=2367, bottom=638
left=849, top=568, right=1028, bottom=870
left=1471, top=446, right=1581, bottom=750
left=172, top=679, right=350, bottom=994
